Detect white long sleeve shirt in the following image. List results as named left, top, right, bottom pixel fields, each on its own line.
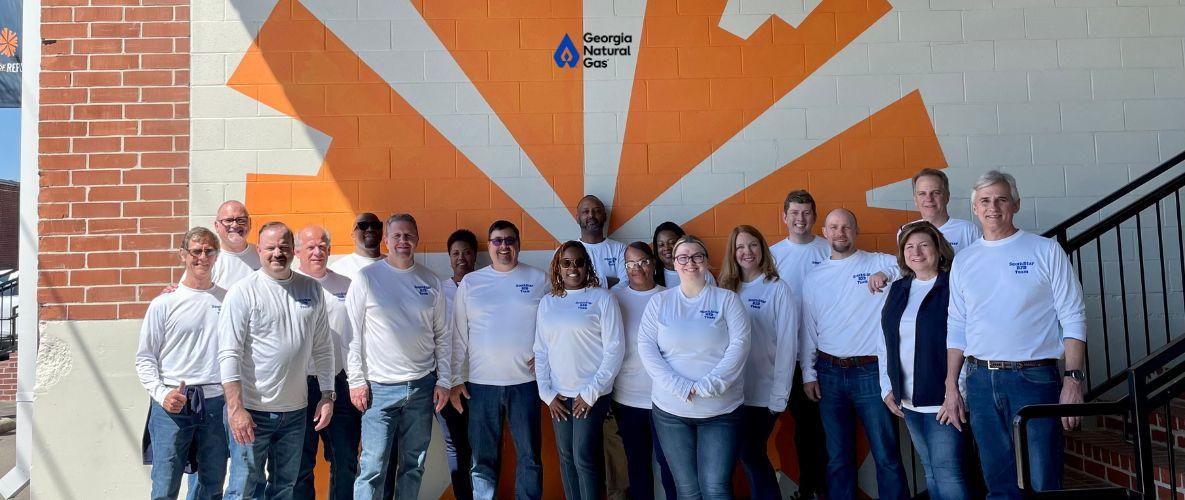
left=581, top=239, right=628, bottom=289
left=534, top=287, right=625, bottom=405
left=299, top=269, right=352, bottom=377
left=738, top=277, right=799, bottom=412
left=611, top=284, right=666, bottom=408
left=769, top=236, right=831, bottom=292
left=947, top=230, right=1087, bottom=361
left=452, top=264, right=549, bottom=386
left=211, top=244, right=261, bottom=289
left=898, top=218, right=982, bottom=254
left=638, top=285, right=751, bottom=418
left=877, top=277, right=942, bottom=413
left=662, top=268, right=716, bottom=288
left=218, top=271, right=335, bottom=412
left=799, top=250, right=898, bottom=383
left=345, top=261, right=451, bottom=388
left=136, top=284, right=227, bottom=404
left=329, top=252, right=385, bottom=281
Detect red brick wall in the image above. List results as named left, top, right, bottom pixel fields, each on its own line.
left=0, top=354, right=16, bottom=402
left=38, top=0, right=190, bottom=321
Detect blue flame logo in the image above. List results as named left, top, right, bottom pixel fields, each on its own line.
left=553, top=34, right=579, bottom=68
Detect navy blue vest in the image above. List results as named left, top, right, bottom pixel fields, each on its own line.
left=880, top=272, right=950, bottom=408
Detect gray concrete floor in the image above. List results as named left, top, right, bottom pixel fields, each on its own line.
left=0, top=402, right=29, bottom=500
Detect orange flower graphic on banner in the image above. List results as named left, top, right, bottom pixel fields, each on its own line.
left=0, top=28, right=17, bottom=58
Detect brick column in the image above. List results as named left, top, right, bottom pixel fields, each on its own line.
left=38, top=0, right=190, bottom=321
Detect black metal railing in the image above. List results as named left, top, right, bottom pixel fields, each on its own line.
left=0, top=275, right=17, bottom=355
left=1043, top=150, right=1185, bottom=400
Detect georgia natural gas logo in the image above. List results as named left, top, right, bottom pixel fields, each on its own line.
left=553, top=32, right=634, bottom=69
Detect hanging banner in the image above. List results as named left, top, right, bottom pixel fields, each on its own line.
left=0, top=0, right=19, bottom=108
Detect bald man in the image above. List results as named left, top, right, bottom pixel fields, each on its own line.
left=211, top=200, right=262, bottom=289
left=576, top=195, right=627, bottom=289
left=294, top=225, right=360, bottom=500
left=329, top=212, right=386, bottom=282
left=799, top=209, right=908, bottom=500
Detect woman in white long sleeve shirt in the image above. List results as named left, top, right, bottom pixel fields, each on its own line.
left=717, top=225, right=798, bottom=500
left=535, top=241, right=625, bottom=500
left=638, top=235, right=751, bottom=500
left=611, top=242, right=678, bottom=500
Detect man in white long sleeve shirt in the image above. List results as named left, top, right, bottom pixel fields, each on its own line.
left=293, top=225, right=359, bottom=500
left=945, top=170, right=1087, bottom=496
left=450, top=220, right=549, bottom=500
left=218, top=222, right=336, bottom=500
left=576, top=195, right=628, bottom=289
left=210, top=200, right=261, bottom=288
left=767, top=189, right=830, bottom=499
left=136, top=227, right=228, bottom=500
left=899, top=168, right=982, bottom=253
left=329, top=212, right=386, bottom=281
left=799, top=209, right=909, bottom=500
left=346, top=214, right=452, bottom=500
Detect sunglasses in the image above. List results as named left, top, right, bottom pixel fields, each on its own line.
left=489, top=237, right=519, bottom=247
left=560, top=258, right=589, bottom=269
left=355, top=221, right=383, bottom=232
left=186, top=248, right=219, bottom=257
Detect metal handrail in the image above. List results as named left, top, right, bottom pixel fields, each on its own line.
left=1044, top=149, right=1185, bottom=248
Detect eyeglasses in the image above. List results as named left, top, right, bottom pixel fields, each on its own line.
left=355, top=221, right=383, bottom=232
left=560, top=258, right=589, bottom=269
left=390, top=233, right=418, bottom=242
left=218, top=217, right=249, bottom=227
left=624, top=259, right=652, bottom=270
left=489, top=237, right=518, bottom=247
left=674, top=253, right=707, bottom=265
left=186, top=248, right=219, bottom=257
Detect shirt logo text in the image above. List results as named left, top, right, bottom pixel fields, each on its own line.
left=516, top=283, right=535, bottom=293
left=414, top=285, right=431, bottom=296
left=576, top=300, right=593, bottom=310
left=295, top=298, right=312, bottom=308
left=747, top=298, right=766, bottom=310
left=1009, top=261, right=1035, bottom=275
left=700, top=309, right=719, bottom=319
left=853, top=272, right=871, bottom=285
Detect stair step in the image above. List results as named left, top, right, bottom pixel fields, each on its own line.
left=1096, top=398, right=1185, bottom=449
left=1065, top=427, right=1185, bottom=498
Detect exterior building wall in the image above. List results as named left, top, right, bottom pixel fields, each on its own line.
left=32, top=0, right=1185, bottom=497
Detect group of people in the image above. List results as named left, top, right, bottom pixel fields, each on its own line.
left=136, top=167, right=1087, bottom=500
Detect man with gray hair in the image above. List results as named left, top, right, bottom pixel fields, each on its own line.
left=218, top=222, right=337, bottom=499
left=944, top=170, right=1086, bottom=496
left=294, top=225, right=360, bottom=500
left=210, top=200, right=261, bottom=288
left=346, top=213, right=452, bottom=500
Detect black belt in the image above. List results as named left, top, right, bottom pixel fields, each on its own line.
left=818, top=352, right=878, bottom=368
left=968, top=356, right=1057, bottom=370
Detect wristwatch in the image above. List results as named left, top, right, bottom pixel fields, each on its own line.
left=1063, top=370, right=1085, bottom=382
left=321, top=390, right=336, bottom=401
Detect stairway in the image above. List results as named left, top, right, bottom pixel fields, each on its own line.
left=1064, top=407, right=1185, bottom=498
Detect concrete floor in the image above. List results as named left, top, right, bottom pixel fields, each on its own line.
left=0, top=402, right=28, bottom=500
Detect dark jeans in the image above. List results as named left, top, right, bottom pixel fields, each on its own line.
left=738, top=405, right=781, bottom=500
left=612, top=402, right=677, bottom=500
left=965, top=363, right=1063, bottom=498
left=225, top=408, right=306, bottom=500
left=294, top=372, right=361, bottom=500
left=551, top=396, right=611, bottom=500
left=816, top=358, right=908, bottom=500
left=436, top=395, right=472, bottom=500
left=788, top=367, right=827, bottom=497
left=148, top=396, right=228, bottom=500
left=903, top=409, right=971, bottom=500
left=467, top=381, right=543, bottom=500
left=651, top=406, right=743, bottom=500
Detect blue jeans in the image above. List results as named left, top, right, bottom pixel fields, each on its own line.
left=294, top=372, right=361, bottom=500
left=651, top=406, right=742, bottom=500
left=903, top=409, right=970, bottom=500
left=738, top=405, right=781, bottom=500
left=148, top=396, right=228, bottom=500
left=612, top=402, right=677, bottom=500
left=436, top=395, right=472, bottom=500
left=225, top=407, right=306, bottom=500
left=965, top=363, right=1063, bottom=498
left=815, top=358, right=908, bottom=500
left=550, top=396, right=610, bottom=500
left=467, top=381, right=543, bottom=500
left=354, top=374, right=437, bottom=500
